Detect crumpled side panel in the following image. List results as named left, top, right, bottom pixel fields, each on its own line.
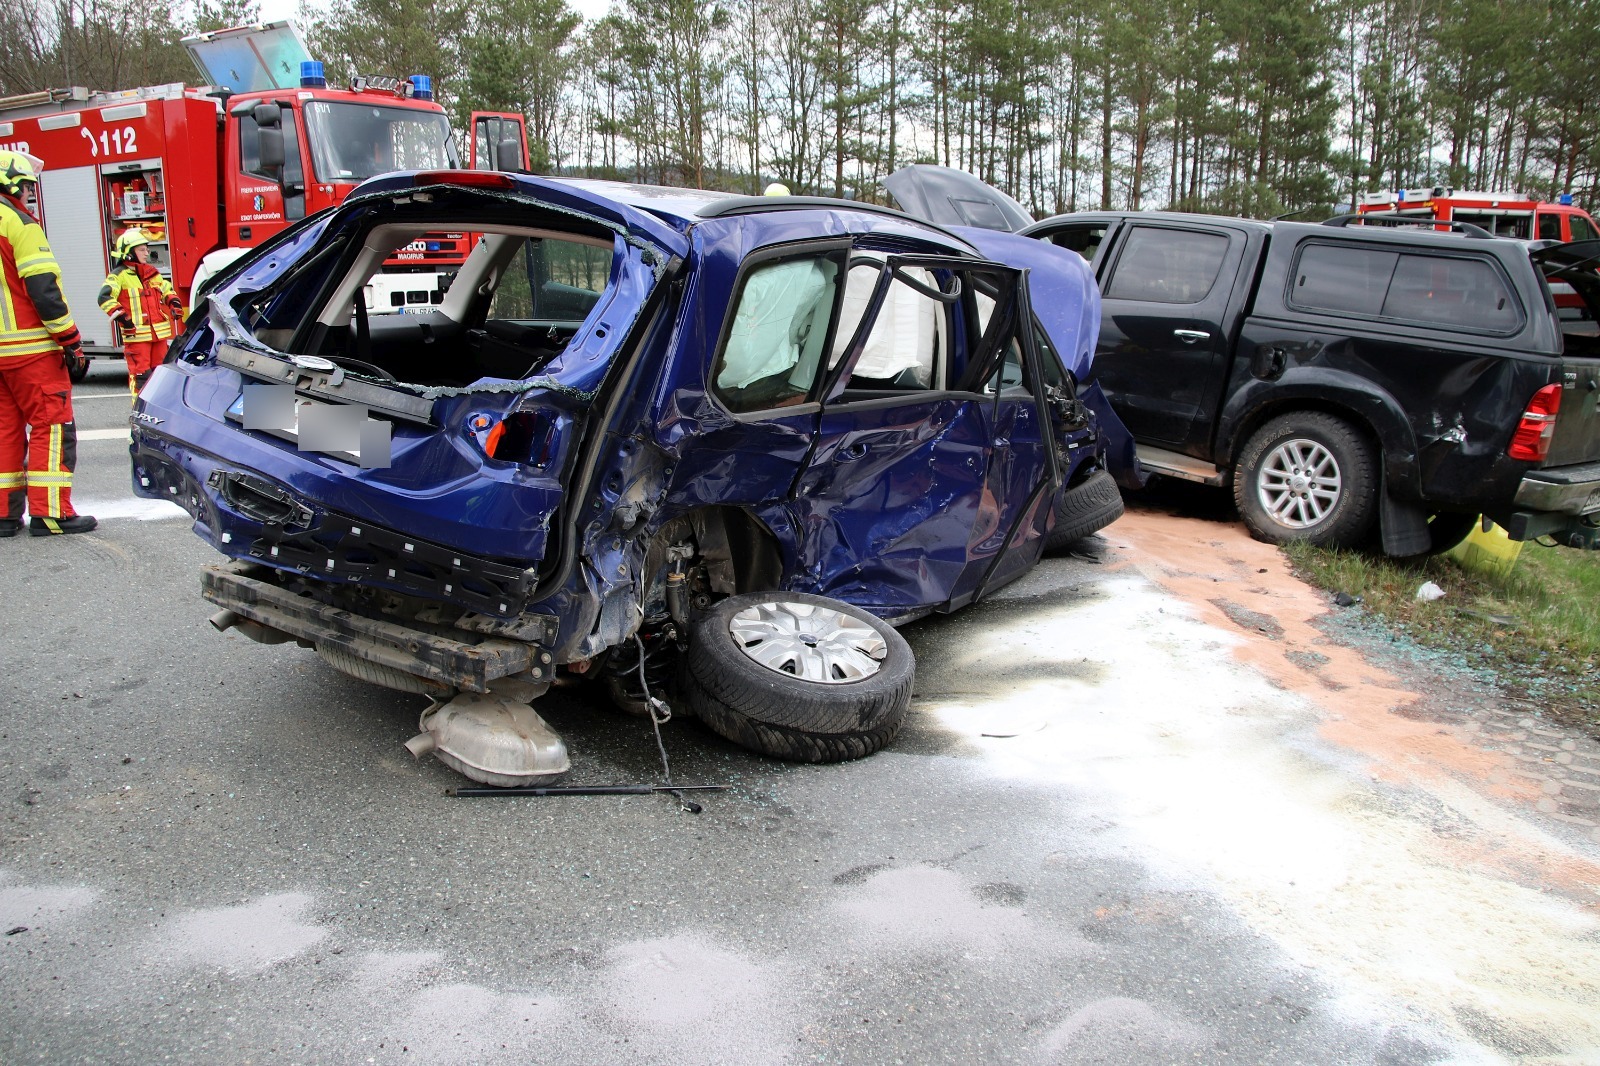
left=787, top=398, right=988, bottom=612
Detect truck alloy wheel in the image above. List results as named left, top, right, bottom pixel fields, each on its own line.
left=681, top=591, right=914, bottom=763
left=1234, top=412, right=1377, bottom=547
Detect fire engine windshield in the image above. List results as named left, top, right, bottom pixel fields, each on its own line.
left=302, top=102, right=460, bottom=183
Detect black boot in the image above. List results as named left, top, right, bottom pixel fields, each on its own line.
left=29, top=515, right=97, bottom=535
left=0, top=518, right=20, bottom=537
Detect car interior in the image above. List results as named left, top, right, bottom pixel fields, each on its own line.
left=246, top=221, right=616, bottom=389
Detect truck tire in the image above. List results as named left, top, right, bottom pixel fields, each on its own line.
left=681, top=591, right=913, bottom=763
left=1233, top=412, right=1377, bottom=548
left=1045, top=468, right=1124, bottom=552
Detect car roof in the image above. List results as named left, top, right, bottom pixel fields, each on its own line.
left=549, top=177, right=729, bottom=222
left=1026, top=209, right=1535, bottom=258
left=551, top=177, right=978, bottom=252
left=1023, top=210, right=1274, bottom=235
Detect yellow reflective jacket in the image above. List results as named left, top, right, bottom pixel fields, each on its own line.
left=99, top=262, right=180, bottom=343
left=0, top=199, right=78, bottom=361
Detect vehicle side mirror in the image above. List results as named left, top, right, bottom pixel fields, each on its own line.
left=258, top=125, right=285, bottom=173
left=496, top=133, right=526, bottom=172
left=253, top=102, right=282, bottom=129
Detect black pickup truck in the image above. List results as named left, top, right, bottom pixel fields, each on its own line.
left=1014, top=212, right=1600, bottom=555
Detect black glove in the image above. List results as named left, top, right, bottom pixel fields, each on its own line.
left=62, top=341, right=88, bottom=377
left=115, top=313, right=135, bottom=329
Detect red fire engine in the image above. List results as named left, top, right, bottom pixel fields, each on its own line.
left=0, top=22, right=527, bottom=379
left=1357, top=187, right=1599, bottom=242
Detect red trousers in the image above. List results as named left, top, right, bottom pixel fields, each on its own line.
left=0, top=351, right=79, bottom=520
left=124, top=338, right=168, bottom=395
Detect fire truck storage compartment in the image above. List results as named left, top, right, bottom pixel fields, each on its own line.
left=37, top=164, right=111, bottom=349
left=104, top=160, right=170, bottom=275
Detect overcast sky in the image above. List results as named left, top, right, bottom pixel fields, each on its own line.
left=254, top=0, right=615, bottom=30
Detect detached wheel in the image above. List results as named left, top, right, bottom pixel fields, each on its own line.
left=681, top=591, right=913, bottom=763
left=1233, top=412, right=1376, bottom=547
left=1045, top=468, right=1124, bottom=552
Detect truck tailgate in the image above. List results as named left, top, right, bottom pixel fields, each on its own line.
left=1546, top=357, right=1600, bottom=467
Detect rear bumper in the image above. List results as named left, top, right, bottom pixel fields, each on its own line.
left=202, top=562, right=554, bottom=693
left=1513, top=460, right=1600, bottom=515
left=1505, top=460, right=1600, bottom=541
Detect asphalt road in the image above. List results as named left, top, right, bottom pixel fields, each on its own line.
left=0, top=362, right=1589, bottom=1064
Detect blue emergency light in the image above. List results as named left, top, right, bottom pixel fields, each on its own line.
left=1560, top=193, right=1573, bottom=205
left=409, top=75, right=433, bottom=101
left=300, top=61, right=327, bottom=89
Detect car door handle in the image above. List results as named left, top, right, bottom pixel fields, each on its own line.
left=1173, top=329, right=1210, bottom=344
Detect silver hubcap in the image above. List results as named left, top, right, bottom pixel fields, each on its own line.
left=728, top=601, right=887, bottom=684
left=1256, top=438, right=1342, bottom=529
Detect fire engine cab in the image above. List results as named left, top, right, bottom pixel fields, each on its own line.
left=1357, top=187, right=1599, bottom=242
left=0, top=21, right=527, bottom=380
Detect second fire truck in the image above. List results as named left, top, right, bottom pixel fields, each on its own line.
left=0, top=21, right=526, bottom=379
left=1357, top=187, right=1598, bottom=242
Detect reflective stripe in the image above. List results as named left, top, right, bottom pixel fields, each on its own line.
left=46, top=422, right=61, bottom=514
left=0, top=471, right=23, bottom=488
left=0, top=335, right=62, bottom=358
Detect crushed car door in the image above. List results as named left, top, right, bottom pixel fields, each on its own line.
left=963, top=268, right=1058, bottom=598
left=686, top=242, right=850, bottom=514
left=789, top=253, right=1020, bottom=615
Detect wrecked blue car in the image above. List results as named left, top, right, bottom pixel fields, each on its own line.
left=131, top=172, right=1124, bottom=785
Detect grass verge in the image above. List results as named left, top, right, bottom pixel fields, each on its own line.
left=1284, top=537, right=1600, bottom=738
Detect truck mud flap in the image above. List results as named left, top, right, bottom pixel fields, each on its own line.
left=202, top=562, right=544, bottom=693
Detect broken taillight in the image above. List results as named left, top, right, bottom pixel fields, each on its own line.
left=1507, top=383, right=1562, bottom=461
left=415, top=170, right=516, bottom=190
left=478, top=411, right=552, bottom=467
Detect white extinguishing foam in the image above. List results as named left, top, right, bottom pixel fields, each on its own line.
left=59, top=498, right=186, bottom=521
left=919, top=567, right=1600, bottom=1061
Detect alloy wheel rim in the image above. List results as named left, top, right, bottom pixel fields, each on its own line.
left=1256, top=438, right=1342, bottom=529
left=728, top=601, right=887, bottom=684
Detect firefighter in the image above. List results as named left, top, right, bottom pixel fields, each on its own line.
left=0, top=149, right=94, bottom=537
left=99, top=228, right=182, bottom=397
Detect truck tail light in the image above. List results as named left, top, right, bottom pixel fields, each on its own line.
left=1507, top=384, right=1562, bottom=461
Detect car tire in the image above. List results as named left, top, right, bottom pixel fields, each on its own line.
left=1045, top=468, right=1124, bottom=552
left=681, top=591, right=913, bottom=763
left=1233, top=412, right=1377, bottom=547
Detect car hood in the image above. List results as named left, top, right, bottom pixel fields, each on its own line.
left=884, top=165, right=1033, bottom=233
left=950, top=224, right=1100, bottom=381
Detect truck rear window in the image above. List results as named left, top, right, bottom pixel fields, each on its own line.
left=1289, top=243, right=1521, bottom=334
